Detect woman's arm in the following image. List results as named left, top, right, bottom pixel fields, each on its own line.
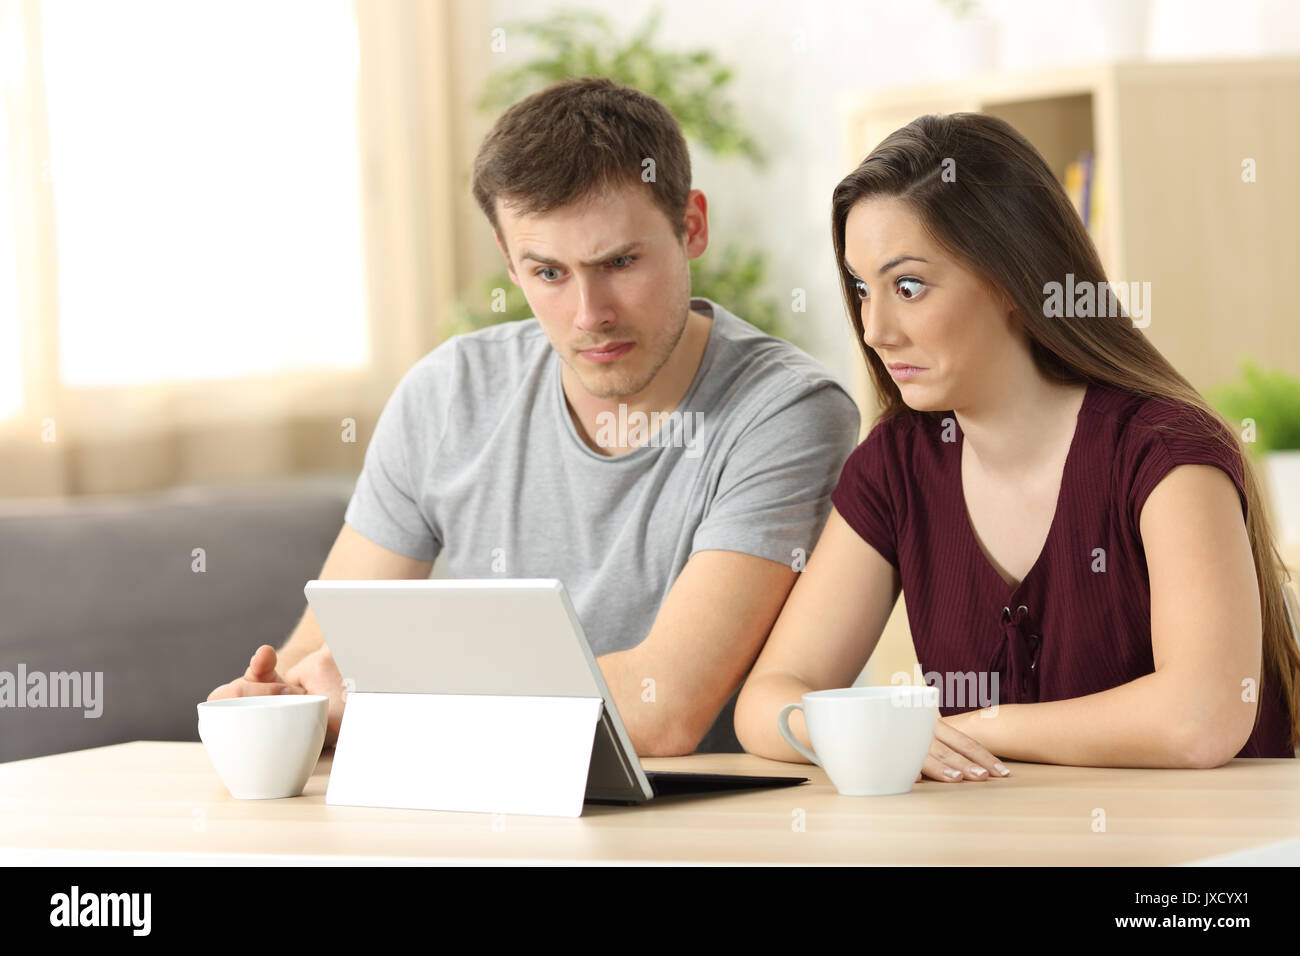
left=949, top=464, right=1263, bottom=768
left=734, top=507, right=901, bottom=760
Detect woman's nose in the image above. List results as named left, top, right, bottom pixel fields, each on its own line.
left=861, top=301, right=902, bottom=351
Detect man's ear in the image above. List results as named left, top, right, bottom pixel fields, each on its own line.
left=682, top=189, right=708, bottom=260
left=493, top=231, right=520, bottom=285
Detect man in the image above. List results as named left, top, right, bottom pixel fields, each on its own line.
left=208, top=77, right=859, bottom=755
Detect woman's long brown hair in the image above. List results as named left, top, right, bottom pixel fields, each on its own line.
left=831, top=112, right=1299, bottom=751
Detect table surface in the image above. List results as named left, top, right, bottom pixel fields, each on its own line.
left=1, top=742, right=1297, bottom=865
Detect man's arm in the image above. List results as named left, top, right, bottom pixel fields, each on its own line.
left=210, top=521, right=432, bottom=693
left=601, top=378, right=860, bottom=757
left=596, top=548, right=799, bottom=757
left=947, top=464, right=1263, bottom=768
left=274, top=522, right=434, bottom=671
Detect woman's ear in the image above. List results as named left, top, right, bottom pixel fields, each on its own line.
left=1004, top=297, right=1021, bottom=327
left=981, top=279, right=1019, bottom=328
left=992, top=284, right=1015, bottom=316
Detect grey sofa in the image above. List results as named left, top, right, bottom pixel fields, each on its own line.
left=0, top=477, right=354, bottom=763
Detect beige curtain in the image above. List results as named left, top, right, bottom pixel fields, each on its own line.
left=0, top=0, right=463, bottom=497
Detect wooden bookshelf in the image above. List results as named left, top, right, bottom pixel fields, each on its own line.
left=841, top=58, right=1300, bottom=687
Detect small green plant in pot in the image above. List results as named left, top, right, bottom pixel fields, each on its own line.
left=1212, top=359, right=1300, bottom=545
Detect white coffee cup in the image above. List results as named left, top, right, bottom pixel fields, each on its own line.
left=197, top=695, right=328, bottom=799
left=777, top=686, right=939, bottom=795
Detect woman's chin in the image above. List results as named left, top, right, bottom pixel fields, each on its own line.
left=896, top=384, right=944, bottom=413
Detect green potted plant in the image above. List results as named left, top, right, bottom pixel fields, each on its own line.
left=451, top=6, right=795, bottom=344
left=1212, top=359, right=1300, bottom=545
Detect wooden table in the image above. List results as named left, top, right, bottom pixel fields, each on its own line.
left=1, top=742, right=1297, bottom=865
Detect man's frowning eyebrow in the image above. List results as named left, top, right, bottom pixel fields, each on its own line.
left=842, top=254, right=930, bottom=278
left=520, top=241, right=644, bottom=268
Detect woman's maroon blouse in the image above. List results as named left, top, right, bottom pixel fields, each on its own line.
left=830, top=381, right=1293, bottom=758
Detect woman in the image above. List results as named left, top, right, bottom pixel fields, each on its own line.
left=734, top=113, right=1298, bottom=779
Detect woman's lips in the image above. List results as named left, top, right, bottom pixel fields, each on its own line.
left=580, top=342, right=635, bottom=363
left=887, top=364, right=926, bottom=381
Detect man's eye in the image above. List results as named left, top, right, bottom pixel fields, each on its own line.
left=607, top=255, right=635, bottom=268
left=897, top=277, right=926, bottom=300
left=852, top=278, right=869, bottom=301
left=537, top=266, right=561, bottom=282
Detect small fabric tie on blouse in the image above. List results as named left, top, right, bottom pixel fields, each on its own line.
left=994, top=603, right=1041, bottom=704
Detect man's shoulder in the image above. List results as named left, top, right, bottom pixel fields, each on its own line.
left=696, top=299, right=861, bottom=450
left=404, top=318, right=550, bottom=386
left=451, top=316, right=549, bottom=349
left=701, top=299, right=854, bottom=402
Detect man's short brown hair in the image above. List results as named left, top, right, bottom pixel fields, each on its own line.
left=471, top=77, right=692, bottom=250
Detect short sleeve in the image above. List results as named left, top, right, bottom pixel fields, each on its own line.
left=830, top=418, right=900, bottom=568
left=343, top=353, right=447, bottom=562
left=1123, top=399, right=1248, bottom=532
left=690, top=382, right=861, bottom=565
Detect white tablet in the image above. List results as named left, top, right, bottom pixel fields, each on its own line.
left=304, top=578, right=807, bottom=804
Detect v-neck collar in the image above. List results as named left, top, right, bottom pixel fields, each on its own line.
left=955, top=381, right=1093, bottom=602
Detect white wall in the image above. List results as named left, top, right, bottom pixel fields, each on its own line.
left=463, top=0, right=1300, bottom=389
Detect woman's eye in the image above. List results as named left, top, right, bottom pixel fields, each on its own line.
left=853, top=278, right=869, bottom=301
left=537, top=266, right=561, bottom=282
left=896, top=277, right=925, bottom=300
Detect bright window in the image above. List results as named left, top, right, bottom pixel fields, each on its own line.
left=0, top=8, right=22, bottom=418
left=40, top=0, right=368, bottom=388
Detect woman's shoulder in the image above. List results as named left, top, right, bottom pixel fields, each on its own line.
left=836, top=409, right=954, bottom=514
left=847, top=408, right=949, bottom=465
left=863, top=407, right=952, bottom=444
left=832, top=409, right=944, bottom=566
left=1086, top=381, right=1239, bottom=458
left=1084, top=381, right=1246, bottom=521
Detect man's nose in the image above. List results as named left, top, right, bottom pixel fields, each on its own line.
left=572, top=274, right=616, bottom=331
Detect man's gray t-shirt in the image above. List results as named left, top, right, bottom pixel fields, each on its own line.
left=343, top=296, right=861, bottom=751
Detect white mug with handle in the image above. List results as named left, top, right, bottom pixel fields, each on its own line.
left=777, top=685, right=940, bottom=795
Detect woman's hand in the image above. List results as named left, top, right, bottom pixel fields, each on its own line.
left=918, top=714, right=1012, bottom=782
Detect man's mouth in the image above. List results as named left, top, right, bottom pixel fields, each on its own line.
left=579, top=341, right=635, bottom=363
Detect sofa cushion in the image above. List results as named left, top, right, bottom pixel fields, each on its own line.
left=0, top=478, right=352, bottom=763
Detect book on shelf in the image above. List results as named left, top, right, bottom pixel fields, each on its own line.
left=1063, top=151, right=1107, bottom=265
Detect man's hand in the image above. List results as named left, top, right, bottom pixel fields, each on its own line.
left=283, top=646, right=347, bottom=747
left=207, top=644, right=347, bottom=747
left=207, top=644, right=296, bottom=699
